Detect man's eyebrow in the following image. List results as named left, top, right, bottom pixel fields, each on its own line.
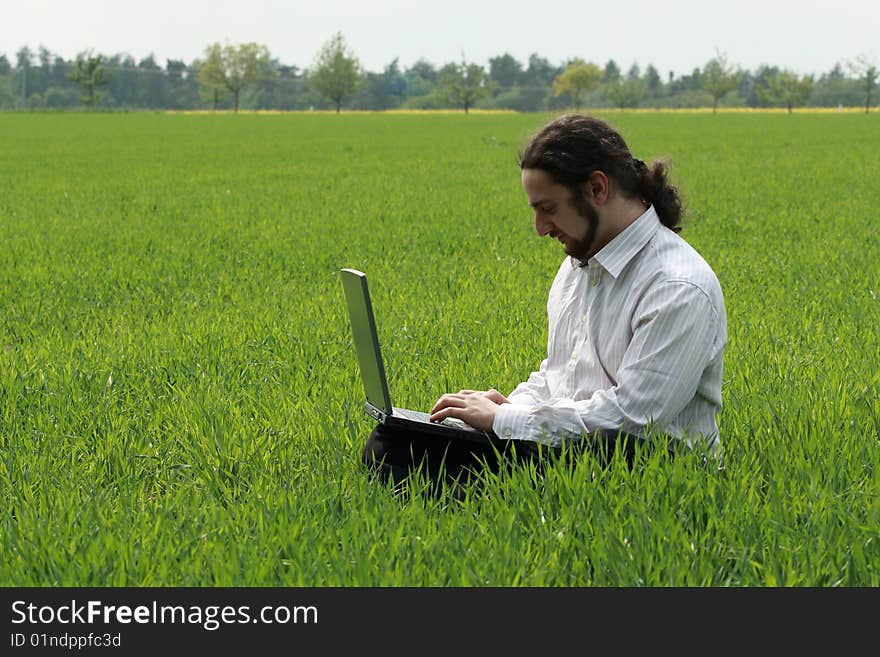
left=529, top=198, right=554, bottom=209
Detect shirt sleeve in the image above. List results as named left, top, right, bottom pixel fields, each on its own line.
left=505, top=358, right=552, bottom=406
left=492, top=280, right=721, bottom=446
left=503, top=259, right=567, bottom=408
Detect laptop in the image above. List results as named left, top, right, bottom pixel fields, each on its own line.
left=340, top=268, right=498, bottom=444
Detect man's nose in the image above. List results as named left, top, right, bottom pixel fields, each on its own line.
left=535, top=211, right=552, bottom=236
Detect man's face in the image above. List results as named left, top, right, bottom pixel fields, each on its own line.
left=522, top=168, right=600, bottom=263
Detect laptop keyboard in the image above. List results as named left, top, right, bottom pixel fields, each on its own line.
left=395, top=408, right=474, bottom=431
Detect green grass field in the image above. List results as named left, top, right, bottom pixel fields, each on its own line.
left=1, top=111, right=878, bottom=586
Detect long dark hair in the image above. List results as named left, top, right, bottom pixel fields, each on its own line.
left=519, top=114, right=683, bottom=232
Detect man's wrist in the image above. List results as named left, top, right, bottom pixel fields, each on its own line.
left=492, top=402, right=531, bottom=440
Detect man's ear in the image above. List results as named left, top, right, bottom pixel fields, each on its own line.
left=582, top=170, right=611, bottom=205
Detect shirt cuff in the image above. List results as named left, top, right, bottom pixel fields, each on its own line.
left=506, top=391, right=539, bottom=406
left=492, top=402, right=532, bottom=441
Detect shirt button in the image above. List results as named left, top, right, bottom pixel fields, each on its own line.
left=504, top=429, right=512, bottom=438
left=565, top=389, right=572, bottom=396
left=571, top=351, right=578, bottom=360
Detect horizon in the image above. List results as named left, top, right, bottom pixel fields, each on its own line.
left=2, top=0, right=878, bottom=78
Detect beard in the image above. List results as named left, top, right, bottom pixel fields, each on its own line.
left=565, top=191, right=600, bottom=267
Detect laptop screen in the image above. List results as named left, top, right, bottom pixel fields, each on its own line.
left=340, top=268, right=393, bottom=415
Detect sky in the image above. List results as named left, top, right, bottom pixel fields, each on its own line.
left=2, top=0, right=878, bottom=77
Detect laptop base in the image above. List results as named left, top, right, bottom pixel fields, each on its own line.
left=378, top=407, right=501, bottom=446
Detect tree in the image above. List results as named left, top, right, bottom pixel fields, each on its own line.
left=101, top=53, right=138, bottom=107
left=66, top=51, right=110, bottom=108
left=166, top=59, right=187, bottom=82
left=849, top=55, right=878, bottom=113
left=439, top=57, right=491, bottom=113
left=827, top=63, right=846, bottom=81
left=759, top=70, right=813, bottom=113
left=137, top=53, right=165, bottom=107
left=308, top=32, right=363, bottom=113
left=358, top=58, right=406, bottom=110
left=604, top=77, right=646, bottom=110
left=403, top=59, right=438, bottom=99
left=375, top=57, right=407, bottom=108
left=407, top=59, right=437, bottom=83
left=701, top=52, right=741, bottom=113
left=602, top=59, right=621, bottom=83
left=747, top=65, right=780, bottom=106
left=197, top=42, right=270, bottom=112
left=15, top=47, right=33, bottom=105
left=488, top=53, right=523, bottom=89
left=523, top=53, right=557, bottom=86
left=193, top=55, right=225, bottom=110
left=553, top=59, right=601, bottom=110
left=810, top=63, right=862, bottom=108
left=38, top=46, right=52, bottom=75
left=253, top=61, right=306, bottom=110
left=644, top=65, right=662, bottom=93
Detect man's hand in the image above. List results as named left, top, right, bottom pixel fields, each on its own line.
left=429, top=389, right=510, bottom=433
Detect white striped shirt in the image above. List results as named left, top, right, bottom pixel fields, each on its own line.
left=492, top=205, right=727, bottom=454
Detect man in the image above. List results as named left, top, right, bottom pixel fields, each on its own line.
left=363, top=113, right=727, bottom=492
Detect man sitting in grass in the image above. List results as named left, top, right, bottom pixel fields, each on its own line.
left=363, top=113, right=727, bottom=493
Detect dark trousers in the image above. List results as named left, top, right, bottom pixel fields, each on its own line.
left=361, top=424, right=658, bottom=496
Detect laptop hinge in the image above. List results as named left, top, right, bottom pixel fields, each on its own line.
left=364, top=402, right=388, bottom=422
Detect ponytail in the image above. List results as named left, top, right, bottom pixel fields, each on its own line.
left=634, top=158, right=683, bottom=233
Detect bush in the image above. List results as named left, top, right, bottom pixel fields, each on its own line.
left=486, top=85, right=549, bottom=112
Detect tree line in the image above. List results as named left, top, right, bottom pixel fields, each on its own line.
left=1, top=34, right=876, bottom=113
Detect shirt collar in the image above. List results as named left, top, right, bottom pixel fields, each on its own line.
left=571, top=205, right=661, bottom=278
